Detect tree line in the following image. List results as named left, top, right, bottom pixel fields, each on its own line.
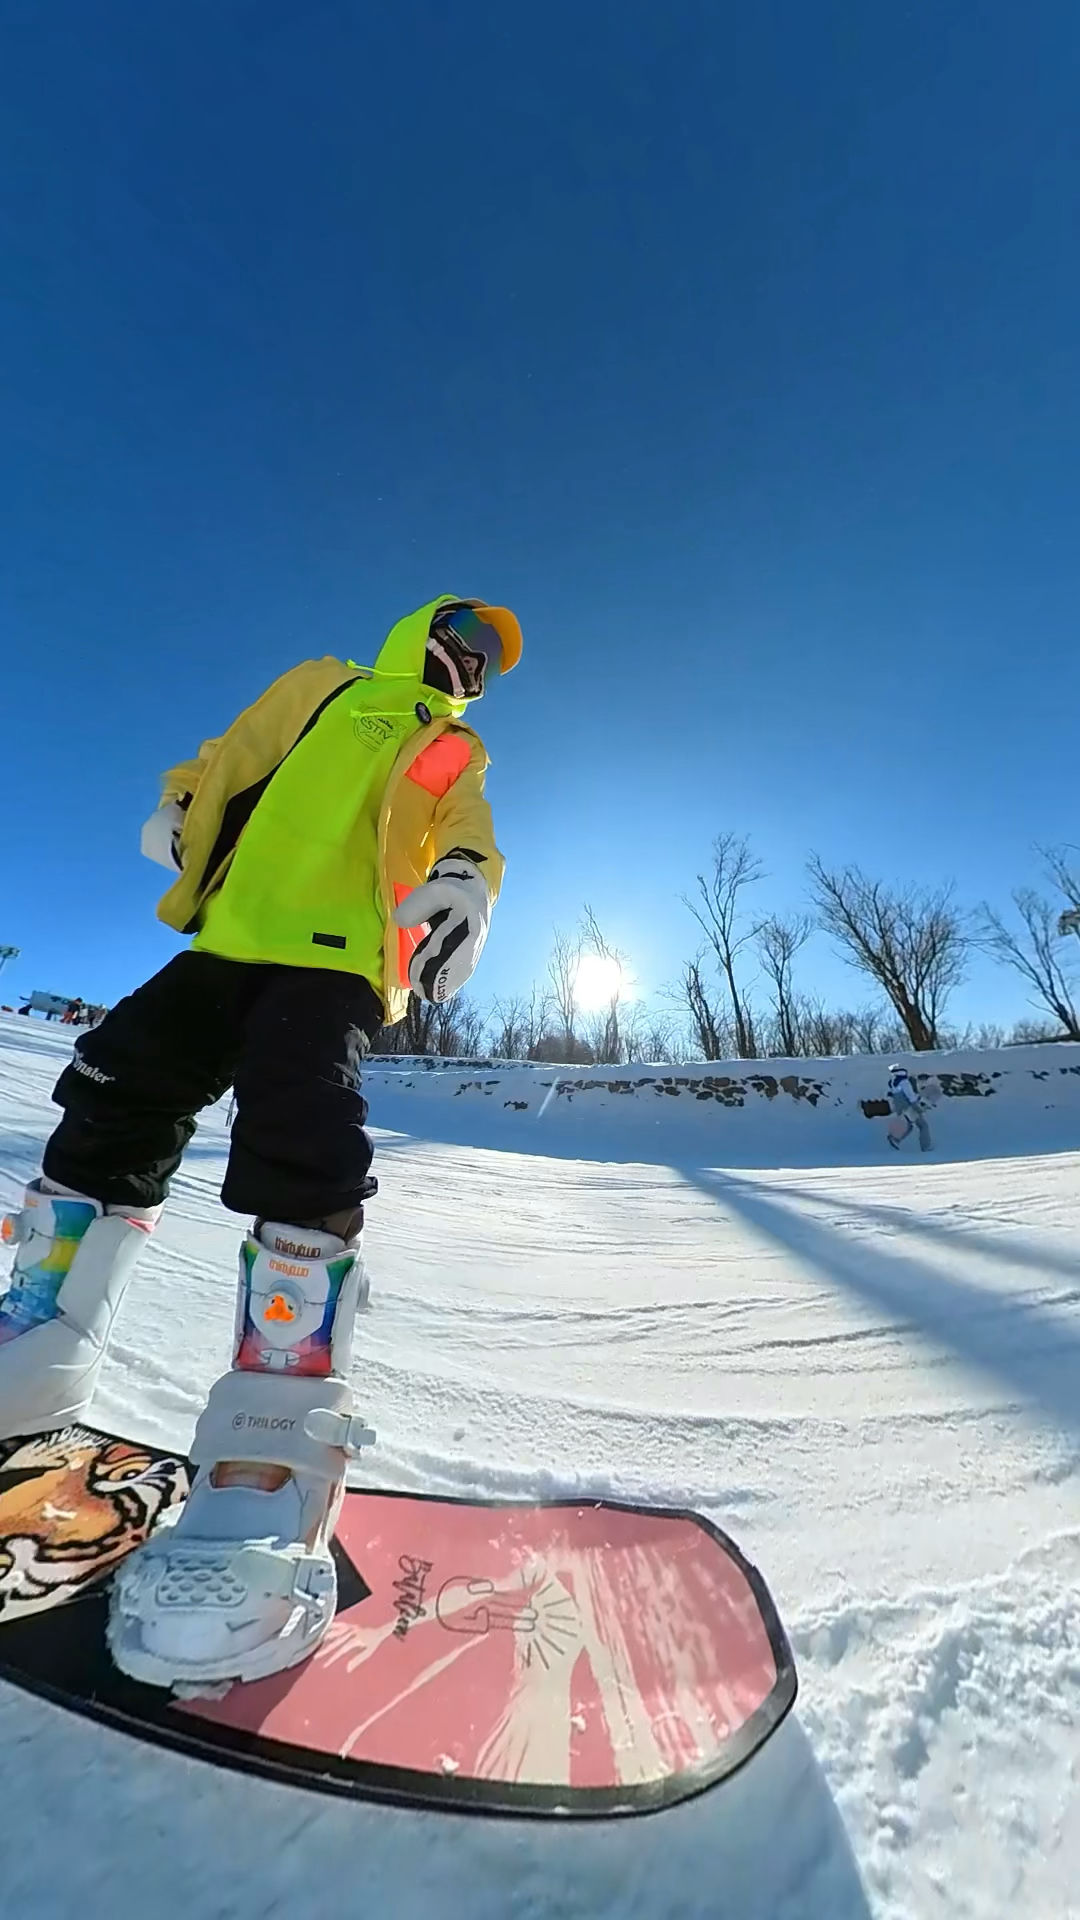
left=372, top=838, right=1080, bottom=1063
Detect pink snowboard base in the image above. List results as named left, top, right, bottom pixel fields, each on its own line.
left=0, top=1425, right=796, bottom=1816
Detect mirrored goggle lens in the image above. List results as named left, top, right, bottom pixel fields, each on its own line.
left=434, top=606, right=505, bottom=674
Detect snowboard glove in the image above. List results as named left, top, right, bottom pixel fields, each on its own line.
left=140, top=799, right=186, bottom=871
left=393, top=850, right=492, bottom=1004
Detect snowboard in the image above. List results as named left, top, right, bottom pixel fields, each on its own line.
left=0, top=1423, right=797, bottom=1817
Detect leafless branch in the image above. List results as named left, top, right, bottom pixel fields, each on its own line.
left=671, top=956, right=731, bottom=1060
left=580, top=904, right=625, bottom=1063
left=976, top=892, right=1080, bottom=1040
left=1040, top=844, right=1080, bottom=916
left=547, top=926, right=581, bottom=1046
left=682, top=833, right=764, bottom=1057
left=808, top=858, right=967, bottom=1050
left=755, top=914, right=812, bottom=1057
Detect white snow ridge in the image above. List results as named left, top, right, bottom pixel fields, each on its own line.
left=1, top=1014, right=1079, bottom=1919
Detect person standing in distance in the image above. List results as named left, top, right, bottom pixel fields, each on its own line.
left=886, top=1064, right=933, bottom=1153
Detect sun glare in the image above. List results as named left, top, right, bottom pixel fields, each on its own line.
left=573, top=953, right=626, bottom=1012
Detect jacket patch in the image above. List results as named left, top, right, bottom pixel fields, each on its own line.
left=354, top=712, right=400, bottom=750
left=405, top=733, right=472, bottom=800
left=312, top=932, right=347, bottom=949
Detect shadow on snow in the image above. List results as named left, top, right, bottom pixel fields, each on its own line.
left=680, top=1167, right=1080, bottom=1438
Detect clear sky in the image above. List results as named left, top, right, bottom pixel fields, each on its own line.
left=2, top=0, right=1078, bottom=1031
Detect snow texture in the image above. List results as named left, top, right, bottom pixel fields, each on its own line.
left=1, top=1014, right=1079, bottom=1919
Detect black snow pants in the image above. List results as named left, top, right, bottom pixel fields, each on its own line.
left=43, top=952, right=383, bottom=1221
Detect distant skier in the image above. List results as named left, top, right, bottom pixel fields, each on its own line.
left=0, top=596, right=521, bottom=1691
left=886, top=1065, right=933, bottom=1153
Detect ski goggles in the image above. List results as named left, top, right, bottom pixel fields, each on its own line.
left=426, top=605, right=511, bottom=699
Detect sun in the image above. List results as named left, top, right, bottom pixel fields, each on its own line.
left=573, top=953, right=626, bottom=1013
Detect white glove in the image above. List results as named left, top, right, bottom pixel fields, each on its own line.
left=393, top=850, right=492, bottom=1003
left=140, top=799, right=186, bottom=871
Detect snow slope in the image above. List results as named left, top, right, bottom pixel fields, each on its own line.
left=1, top=1014, right=1079, bottom=1920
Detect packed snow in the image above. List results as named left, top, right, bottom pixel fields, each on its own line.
left=1, top=1012, right=1079, bottom=1920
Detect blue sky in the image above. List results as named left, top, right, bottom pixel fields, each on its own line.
left=2, top=0, right=1078, bottom=1032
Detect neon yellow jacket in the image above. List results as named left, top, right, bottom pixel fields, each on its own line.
left=155, top=597, right=505, bottom=1022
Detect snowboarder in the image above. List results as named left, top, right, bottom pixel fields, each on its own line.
left=885, top=1065, right=933, bottom=1153
left=0, top=595, right=522, bottom=1690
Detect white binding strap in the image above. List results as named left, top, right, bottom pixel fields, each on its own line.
left=190, top=1371, right=370, bottom=1479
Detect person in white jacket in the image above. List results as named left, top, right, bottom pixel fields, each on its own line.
left=886, top=1066, right=933, bottom=1152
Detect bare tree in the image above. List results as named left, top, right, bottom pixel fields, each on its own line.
left=1010, top=1016, right=1067, bottom=1044
left=622, top=1005, right=683, bottom=1064
left=620, top=1002, right=648, bottom=1063
left=547, top=926, right=581, bottom=1052
left=488, top=994, right=529, bottom=1059
left=674, top=956, right=731, bottom=1061
left=489, top=990, right=557, bottom=1060
left=373, top=990, right=487, bottom=1059
left=580, top=905, right=625, bottom=1064
left=684, top=834, right=764, bottom=1058
left=460, top=999, right=486, bottom=1056
left=521, top=986, right=553, bottom=1058
left=849, top=1006, right=908, bottom=1054
left=433, top=995, right=486, bottom=1057
left=976, top=892, right=1080, bottom=1040
left=808, top=858, right=967, bottom=1051
left=528, top=1028, right=595, bottom=1065
left=1042, top=845, right=1080, bottom=916
left=756, top=915, right=812, bottom=1057
left=773, top=1000, right=905, bottom=1058
left=944, top=1020, right=998, bottom=1050
left=1035, top=845, right=1080, bottom=942
left=488, top=988, right=553, bottom=1061
left=372, top=995, right=440, bottom=1055
left=969, top=1021, right=1007, bottom=1050
left=796, top=1000, right=857, bottom=1058
left=851, top=1005, right=884, bottom=1054
left=487, top=984, right=556, bottom=1060
left=580, top=1011, right=611, bottom=1064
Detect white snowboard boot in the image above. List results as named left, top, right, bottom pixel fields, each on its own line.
left=0, top=1181, right=158, bottom=1441
left=108, top=1219, right=374, bottom=1694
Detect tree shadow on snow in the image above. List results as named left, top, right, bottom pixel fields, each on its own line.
left=682, top=1167, right=1080, bottom=1437
left=744, top=1179, right=1080, bottom=1294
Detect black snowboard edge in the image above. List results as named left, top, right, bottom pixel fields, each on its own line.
left=0, top=1423, right=798, bottom=1819
left=0, top=1601, right=796, bottom=1819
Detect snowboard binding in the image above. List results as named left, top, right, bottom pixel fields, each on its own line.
left=108, top=1221, right=374, bottom=1694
